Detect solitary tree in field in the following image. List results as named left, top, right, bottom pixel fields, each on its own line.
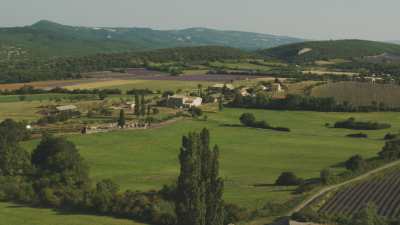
left=175, top=128, right=224, bottom=225
left=118, top=109, right=126, bottom=128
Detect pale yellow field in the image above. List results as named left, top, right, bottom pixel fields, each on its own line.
left=302, top=70, right=358, bottom=76
left=63, top=80, right=145, bottom=90
left=0, top=101, right=43, bottom=121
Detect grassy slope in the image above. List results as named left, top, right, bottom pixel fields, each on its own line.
left=23, top=108, right=397, bottom=208
left=0, top=202, right=144, bottom=225
left=259, top=39, right=400, bottom=63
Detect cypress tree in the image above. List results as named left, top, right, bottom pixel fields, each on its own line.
left=176, top=129, right=224, bottom=225
left=218, top=97, right=224, bottom=111
left=134, top=95, right=140, bottom=116
left=118, top=109, right=126, bottom=128
left=140, top=94, right=146, bottom=116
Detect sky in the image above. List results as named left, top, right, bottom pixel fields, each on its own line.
left=0, top=0, right=399, bottom=41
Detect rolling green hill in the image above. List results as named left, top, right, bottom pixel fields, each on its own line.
left=259, top=39, right=400, bottom=63
left=0, top=20, right=302, bottom=60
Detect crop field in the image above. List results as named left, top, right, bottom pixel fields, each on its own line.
left=209, top=61, right=272, bottom=71
left=311, top=81, right=400, bottom=107
left=22, top=108, right=398, bottom=208
left=0, top=202, right=144, bottom=225
left=319, top=168, right=400, bottom=219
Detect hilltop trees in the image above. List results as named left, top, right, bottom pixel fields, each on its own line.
left=175, top=128, right=224, bottom=225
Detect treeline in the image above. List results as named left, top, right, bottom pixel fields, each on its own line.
left=334, top=118, right=391, bottom=130
left=0, top=46, right=249, bottom=83
left=229, top=93, right=400, bottom=112
left=333, top=60, right=400, bottom=77
left=0, top=86, right=122, bottom=95
left=239, top=113, right=290, bottom=132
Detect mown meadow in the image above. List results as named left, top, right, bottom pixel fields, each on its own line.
left=0, top=202, right=144, bottom=225
left=22, top=108, right=398, bottom=208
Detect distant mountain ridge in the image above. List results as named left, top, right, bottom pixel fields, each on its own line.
left=0, top=20, right=303, bottom=60
left=259, top=39, right=400, bottom=63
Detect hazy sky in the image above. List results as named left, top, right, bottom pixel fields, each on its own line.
left=1, top=0, right=399, bottom=41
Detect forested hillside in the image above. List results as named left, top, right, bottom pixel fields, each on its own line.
left=0, top=20, right=302, bottom=60
left=0, top=46, right=251, bottom=83
left=259, top=39, right=400, bottom=63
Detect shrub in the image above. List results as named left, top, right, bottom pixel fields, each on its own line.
left=239, top=113, right=256, bottom=126
left=189, top=107, right=203, bottom=118
left=292, top=209, right=320, bottom=223
left=334, top=118, right=391, bottom=130
left=345, top=155, right=366, bottom=172
left=384, top=133, right=398, bottom=140
left=224, top=203, right=251, bottom=225
left=320, top=168, right=335, bottom=184
left=275, top=172, right=303, bottom=186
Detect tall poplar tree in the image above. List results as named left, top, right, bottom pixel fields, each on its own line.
left=134, top=95, right=140, bottom=116
left=176, top=128, right=224, bottom=225
left=140, top=94, right=146, bottom=116
left=118, top=109, right=126, bottom=128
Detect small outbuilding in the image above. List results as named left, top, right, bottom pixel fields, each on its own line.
left=55, top=105, right=78, bottom=112
left=167, top=95, right=202, bottom=108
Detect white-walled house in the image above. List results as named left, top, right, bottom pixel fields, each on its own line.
left=167, top=95, right=202, bottom=108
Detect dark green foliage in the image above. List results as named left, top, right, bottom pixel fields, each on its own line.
left=347, top=133, right=368, bottom=138
left=37, top=110, right=80, bottom=125
left=218, top=97, right=224, bottom=111
left=334, top=118, right=391, bottom=130
left=175, top=128, right=224, bottom=225
left=118, top=109, right=126, bottom=128
left=291, top=209, right=320, bottom=223
left=379, top=139, right=400, bottom=160
left=320, top=168, right=335, bottom=185
left=239, top=113, right=256, bottom=126
left=230, top=93, right=342, bottom=112
left=31, top=135, right=90, bottom=206
left=90, top=179, right=120, bottom=213
left=140, top=95, right=146, bottom=116
left=126, top=88, right=153, bottom=95
left=0, top=119, right=31, bottom=176
left=134, top=95, right=140, bottom=116
left=384, top=133, right=398, bottom=140
left=352, top=203, right=387, bottom=225
left=345, top=155, right=366, bottom=172
left=223, top=203, right=251, bottom=224
left=0, top=46, right=249, bottom=83
left=189, top=107, right=203, bottom=118
left=275, top=172, right=303, bottom=186
left=239, top=113, right=290, bottom=132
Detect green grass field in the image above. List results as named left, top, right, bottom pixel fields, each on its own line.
left=23, top=108, right=397, bottom=208
left=0, top=202, right=144, bottom=225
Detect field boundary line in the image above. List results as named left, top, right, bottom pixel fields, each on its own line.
left=289, top=160, right=400, bottom=215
